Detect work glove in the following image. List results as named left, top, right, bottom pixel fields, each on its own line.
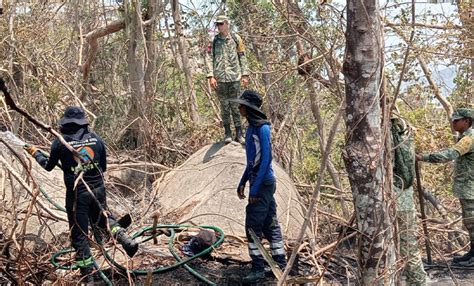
left=23, top=144, right=38, bottom=156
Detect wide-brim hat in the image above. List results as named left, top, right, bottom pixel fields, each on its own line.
left=58, top=106, right=89, bottom=126
left=451, top=108, right=474, bottom=121
left=229, top=90, right=267, bottom=118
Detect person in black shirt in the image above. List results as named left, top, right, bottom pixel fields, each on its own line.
left=24, top=106, right=138, bottom=282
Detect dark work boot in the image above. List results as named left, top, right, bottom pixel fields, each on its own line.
left=115, top=229, right=139, bottom=258
left=79, top=266, right=94, bottom=284
left=242, top=268, right=266, bottom=283
left=224, top=124, right=232, bottom=144
left=235, top=126, right=245, bottom=144
left=453, top=249, right=474, bottom=266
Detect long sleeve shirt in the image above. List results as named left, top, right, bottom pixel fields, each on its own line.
left=239, top=124, right=275, bottom=197
left=421, top=128, right=474, bottom=199
left=205, top=33, right=249, bottom=82
left=34, top=127, right=107, bottom=193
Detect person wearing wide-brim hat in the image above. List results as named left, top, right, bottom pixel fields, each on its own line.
left=416, top=107, right=474, bottom=266
left=24, top=106, right=139, bottom=282
left=229, top=90, right=287, bottom=282
left=229, top=89, right=267, bottom=123
left=57, top=105, right=90, bottom=126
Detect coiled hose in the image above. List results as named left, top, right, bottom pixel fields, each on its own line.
left=44, top=187, right=225, bottom=285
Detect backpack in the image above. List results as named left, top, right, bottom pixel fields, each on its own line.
left=391, top=119, right=415, bottom=189
left=212, top=33, right=245, bottom=62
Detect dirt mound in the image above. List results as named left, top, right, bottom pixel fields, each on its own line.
left=156, top=142, right=307, bottom=239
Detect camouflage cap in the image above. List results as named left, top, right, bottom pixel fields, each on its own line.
left=451, top=108, right=474, bottom=121
left=215, top=15, right=229, bottom=23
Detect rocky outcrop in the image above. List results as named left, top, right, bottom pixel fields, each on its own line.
left=156, top=142, right=307, bottom=239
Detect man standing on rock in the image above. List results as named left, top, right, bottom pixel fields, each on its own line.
left=24, top=106, right=138, bottom=282
left=206, top=15, right=249, bottom=144
left=416, top=108, right=474, bottom=266
left=391, top=115, right=427, bottom=284
left=231, top=90, right=287, bottom=283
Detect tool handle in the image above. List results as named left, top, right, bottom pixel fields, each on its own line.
left=415, top=160, right=433, bottom=264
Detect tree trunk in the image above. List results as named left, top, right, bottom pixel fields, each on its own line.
left=123, top=0, right=145, bottom=149
left=144, top=0, right=158, bottom=105
left=6, top=2, right=21, bottom=134
left=342, top=0, right=395, bottom=284
left=142, top=0, right=160, bottom=158
left=172, top=0, right=199, bottom=123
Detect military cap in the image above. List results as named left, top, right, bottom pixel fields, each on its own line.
left=451, top=108, right=474, bottom=121
left=215, top=15, right=229, bottom=24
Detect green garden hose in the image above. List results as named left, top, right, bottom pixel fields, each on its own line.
left=44, top=189, right=225, bottom=285
left=39, top=186, right=66, bottom=212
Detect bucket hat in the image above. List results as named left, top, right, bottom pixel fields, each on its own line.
left=58, top=106, right=89, bottom=126
left=229, top=90, right=266, bottom=118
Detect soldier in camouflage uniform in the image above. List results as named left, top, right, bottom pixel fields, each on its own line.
left=391, top=116, right=427, bottom=285
left=206, top=15, right=250, bottom=144
left=416, top=108, right=474, bottom=266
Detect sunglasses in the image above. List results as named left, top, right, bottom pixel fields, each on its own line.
left=216, top=22, right=225, bottom=26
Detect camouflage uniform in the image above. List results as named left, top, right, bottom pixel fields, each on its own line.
left=420, top=108, right=474, bottom=264
left=421, top=131, right=474, bottom=237
left=392, top=118, right=427, bottom=285
left=205, top=19, right=249, bottom=130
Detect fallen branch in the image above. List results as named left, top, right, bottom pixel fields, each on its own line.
left=249, top=229, right=282, bottom=280
left=422, top=187, right=465, bottom=247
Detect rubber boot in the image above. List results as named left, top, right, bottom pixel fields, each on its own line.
left=115, top=229, right=139, bottom=258
left=235, top=126, right=245, bottom=144
left=224, top=124, right=232, bottom=144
